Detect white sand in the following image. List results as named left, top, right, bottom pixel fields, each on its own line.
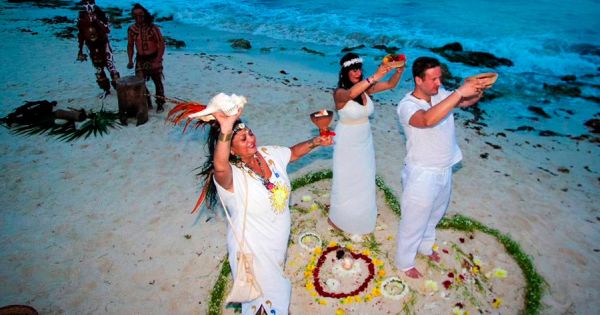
left=1, top=3, right=598, bottom=314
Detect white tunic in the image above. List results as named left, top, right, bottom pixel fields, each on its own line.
left=329, top=94, right=377, bottom=235
left=215, top=146, right=292, bottom=314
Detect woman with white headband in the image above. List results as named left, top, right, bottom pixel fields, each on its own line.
left=329, top=52, right=405, bottom=237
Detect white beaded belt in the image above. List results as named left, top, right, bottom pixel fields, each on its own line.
left=339, top=117, right=368, bottom=125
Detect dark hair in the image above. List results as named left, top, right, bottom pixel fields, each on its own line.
left=198, top=120, right=245, bottom=210
left=412, top=56, right=440, bottom=81
left=131, top=3, right=154, bottom=24
left=337, top=53, right=364, bottom=105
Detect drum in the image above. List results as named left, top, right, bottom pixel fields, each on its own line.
left=116, top=75, right=148, bottom=126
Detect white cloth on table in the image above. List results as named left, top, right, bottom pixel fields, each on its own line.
left=329, top=94, right=377, bottom=235
left=214, top=145, right=292, bottom=315
left=394, top=87, right=462, bottom=270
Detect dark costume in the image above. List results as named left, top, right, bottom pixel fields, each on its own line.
left=128, top=23, right=165, bottom=109
left=77, top=3, right=120, bottom=93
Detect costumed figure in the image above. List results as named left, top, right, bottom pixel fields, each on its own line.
left=76, top=0, right=120, bottom=95
left=329, top=53, right=405, bottom=237
left=167, top=93, right=333, bottom=314
left=127, top=3, right=166, bottom=112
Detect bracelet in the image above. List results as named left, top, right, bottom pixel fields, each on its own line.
left=218, top=132, right=232, bottom=142
left=308, top=139, right=318, bottom=149
left=366, top=77, right=373, bottom=84
left=454, top=89, right=464, bottom=98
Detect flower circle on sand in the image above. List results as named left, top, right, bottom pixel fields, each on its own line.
left=381, top=276, right=409, bottom=300
left=305, top=244, right=384, bottom=302
left=298, top=232, right=322, bottom=251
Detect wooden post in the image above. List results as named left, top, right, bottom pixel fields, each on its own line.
left=115, top=75, right=148, bottom=126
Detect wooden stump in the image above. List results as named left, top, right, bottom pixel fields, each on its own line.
left=116, top=75, right=148, bottom=126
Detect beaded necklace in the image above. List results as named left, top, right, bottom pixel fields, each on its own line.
left=238, top=153, right=280, bottom=192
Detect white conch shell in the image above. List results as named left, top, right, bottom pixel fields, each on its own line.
left=188, top=93, right=247, bottom=120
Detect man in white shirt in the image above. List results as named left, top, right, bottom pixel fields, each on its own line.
left=396, top=56, right=485, bottom=278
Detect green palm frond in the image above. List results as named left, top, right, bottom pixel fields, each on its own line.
left=8, top=109, right=121, bottom=142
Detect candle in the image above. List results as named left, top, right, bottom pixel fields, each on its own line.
left=342, top=257, right=354, bottom=270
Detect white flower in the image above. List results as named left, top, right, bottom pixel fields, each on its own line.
left=381, top=277, right=409, bottom=300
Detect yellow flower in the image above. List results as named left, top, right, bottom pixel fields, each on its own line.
left=473, top=257, right=482, bottom=266
left=432, top=244, right=439, bottom=252
left=472, top=265, right=480, bottom=275
left=493, top=268, right=508, bottom=279
left=362, top=249, right=371, bottom=256
left=270, top=183, right=290, bottom=213
left=304, top=271, right=312, bottom=278
left=364, top=294, right=373, bottom=302
left=372, top=288, right=382, bottom=297
left=335, top=309, right=345, bottom=315
left=378, top=269, right=386, bottom=277
left=492, top=298, right=503, bottom=309
left=310, top=203, right=319, bottom=212
left=424, top=280, right=438, bottom=292
left=346, top=244, right=354, bottom=250
left=305, top=282, right=314, bottom=291
left=452, top=307, right=469, bottom=315
left=354, top=296, right=361, bottom=303
left=319, top=299, right=327, bottom=305
left=307, top=265, right=315, bottom=271
left=310, top=291, right=317, bottom=297
left=387, top=235, right=393, bottom=241
left=328, top=241, right=338, bottom=247
left=313, top=247, right=322, bottom=255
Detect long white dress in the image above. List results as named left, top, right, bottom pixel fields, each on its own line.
left=214, top=146, right=292, bottom=315
left=329, top=94, right=377, bottom=235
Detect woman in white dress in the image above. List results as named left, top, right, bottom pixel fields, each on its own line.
left=329, top=53, right=405, bottom=236
left=198, top=108, right=333, bottom=314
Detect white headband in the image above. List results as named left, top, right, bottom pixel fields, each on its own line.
left=342, top=57, right=363, bottom=68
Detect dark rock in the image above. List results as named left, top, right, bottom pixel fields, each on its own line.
left=480, top=153, right=489, bottom=159
left=38, top=16, right=74, bottom=24
left=7, top=0, right=70, bottom=8
left=156, top=15, right=174, bottom=22
left=280, top=70, right=288, bottom=75
left=496, top=132, right=506, bottom=137
left=54, top=26, right=77, bottom=39
left=372, top=45, right=399, bottom=54
left=571, top=43, right=600, bottom=57
left=230, top=39, right=251, bottom=49
left=584, top=118, right=600, bottom=134
left=557, top=167, right=570, bottom=174
left=485, top=141, right=502, bottom=150
left=560, top=75, right=577, bottom=82
left=431, top=42, right=513, bottom=68
left=301, top=47, right=325, bottom=56
left=341, top=45, right=365, bottom=52
left=539, top=130, right=562, bottom=137
left=543, top=83, right=581, bottom=97
left=164, top=36, right=186, bottom=48
left=440, top=63, right=461, bottom=90
left=582, top=95, right=600, bottom=104
left=517, top=126, right=535, bottom=131
left=479, top=90, right=502, bottom=103
left=431, top=42, right=463, bottom=53
left=528, top=106, right=551, bottom=118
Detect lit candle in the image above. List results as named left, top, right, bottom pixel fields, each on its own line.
left=342, top=256, right=354, bottom=270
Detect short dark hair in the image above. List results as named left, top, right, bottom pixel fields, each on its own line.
left=412, top=56, right=440, bottom=80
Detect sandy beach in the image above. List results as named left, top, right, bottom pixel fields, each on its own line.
left=1, top=2, right=599, bottom=314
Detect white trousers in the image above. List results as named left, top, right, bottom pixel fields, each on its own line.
left=395, top=165, right=453, bottom=270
